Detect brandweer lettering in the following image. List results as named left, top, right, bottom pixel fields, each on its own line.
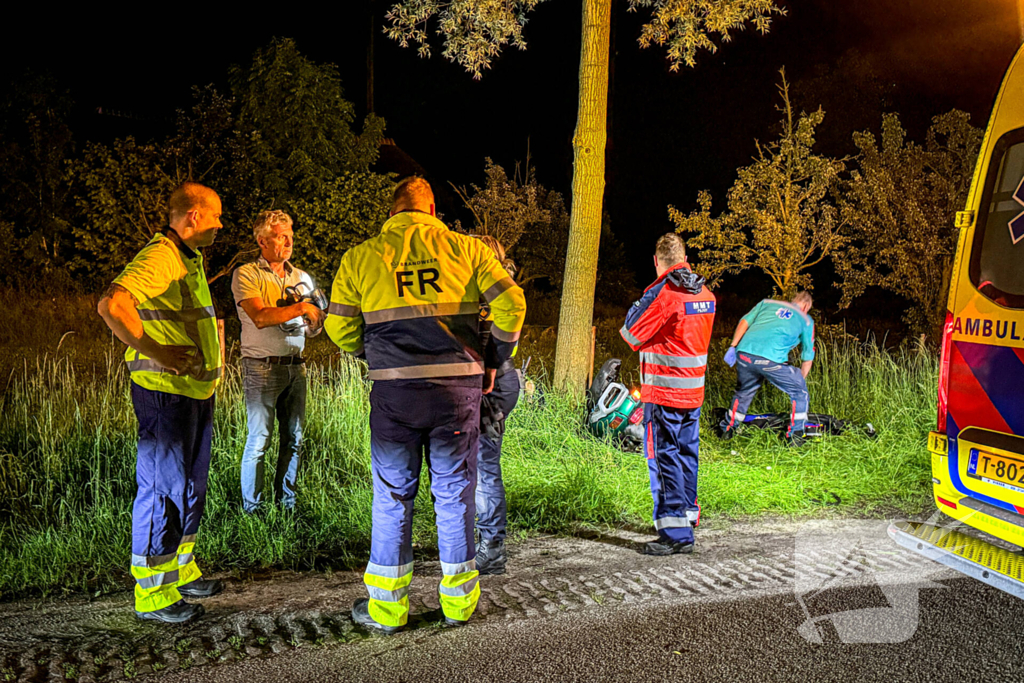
left=393, top=258, right=439, bottom=267
left=953, top=317, right=1022, bottom=340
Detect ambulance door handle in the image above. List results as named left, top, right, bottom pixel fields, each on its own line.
left=955, top=211, right=975, bottom=229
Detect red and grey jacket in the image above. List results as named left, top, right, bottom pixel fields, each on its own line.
left=619, top=262, right=716, bottom=409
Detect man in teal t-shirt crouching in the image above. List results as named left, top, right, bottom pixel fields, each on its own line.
left=719, top=291, right=815, bottom=445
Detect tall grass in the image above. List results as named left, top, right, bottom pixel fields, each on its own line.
left=0, top=339, right=937, bottom=600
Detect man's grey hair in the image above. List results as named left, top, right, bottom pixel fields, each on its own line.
left=792, top=291, right=813, bottom=308
left=253, top=209, right=293, bottom=241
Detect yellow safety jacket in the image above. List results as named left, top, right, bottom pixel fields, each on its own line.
left=326, top=211, right=526, bottom=381
left=113, top=230, right=223, bottom=399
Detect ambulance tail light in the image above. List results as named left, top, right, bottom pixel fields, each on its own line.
left=937, top=310, right=954, bottom=434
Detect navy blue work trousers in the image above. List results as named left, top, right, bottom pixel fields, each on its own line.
left=131, top=383, right=214, bottom=561
left=368, top=381, right=481, bottom=570
left=645, top=403, right=701, bottom=544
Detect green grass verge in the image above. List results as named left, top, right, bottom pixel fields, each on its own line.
left=0, top=339, right=936, bottom=600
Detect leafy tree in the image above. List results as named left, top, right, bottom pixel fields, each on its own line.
left=837, top=111, right=982, bottom=336
left=386, top=0, right=785, bottom=392
left=384, top=0, right=548, bottom=78
left=165, top=86, right=257, bottom=282
left=67, top=39, right=392, bottom=286
left=450, top=158, right=550, bottom=251
left=670, top=70, right=849, bottom=298
left=290, top=172, right=395, bottom=287
left=453, top=157, right=636, bottom=312
left=386, top=0, right=783, bottom=76
left=0, top=71, right=76, bottom=283
left=513, top=187, right=571, bottom=291
left=228, top=38, right=386, bottom=198
left=69, top=137, right=181, bottom=277
left=451, top=157, right=569, bottom=290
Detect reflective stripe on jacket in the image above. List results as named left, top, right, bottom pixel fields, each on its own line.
left=112, top=231, right=223, bottom=400
left=325, top=211, right=526, bottom=381
left=620, top=262, right=716, bottom=409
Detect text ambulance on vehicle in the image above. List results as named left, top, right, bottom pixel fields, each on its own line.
left=889, top=43, right=1024, bottom=597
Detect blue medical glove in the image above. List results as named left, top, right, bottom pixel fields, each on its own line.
left=724, top=346, right=737, bottom=367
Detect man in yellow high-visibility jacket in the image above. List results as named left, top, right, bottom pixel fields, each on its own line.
left=98, top=181, right=225, bottom=624
left=326, top=176, right=526, bottom=634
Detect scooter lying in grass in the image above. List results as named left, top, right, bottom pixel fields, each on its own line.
left=585, top=358, right=877, bottom=451
left=585, top=359, right=645, bottom=451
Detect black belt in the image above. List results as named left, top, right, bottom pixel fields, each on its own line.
left=254, top=355, right=305, bottom=365
left=494, top=359, right=515, bottom=378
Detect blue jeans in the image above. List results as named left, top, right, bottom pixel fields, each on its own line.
left=476, top=370, right=520, bottom=543
left=645, top=403, right=701, bottom=544
left=721, top=352, right=809, bottom=436
left=241, top=358, right=307, bottom=512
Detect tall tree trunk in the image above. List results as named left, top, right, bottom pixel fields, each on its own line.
left=553, top=0, right=612, bottom=393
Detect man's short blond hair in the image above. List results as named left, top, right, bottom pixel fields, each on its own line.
left=655, top=233, right=686, bottom=267
left=168, top=181, right=217, bottom=223
left=253, top=209, right=293, bottom=241
left=792, top=291, right=813, bottom=308
left=392, top=176, right=434, bottom=212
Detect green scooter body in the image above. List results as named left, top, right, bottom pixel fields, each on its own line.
left=588, top=382, right=643, bottom=439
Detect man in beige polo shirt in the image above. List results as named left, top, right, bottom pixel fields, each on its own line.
left=231, top=210, right=325, bottom=514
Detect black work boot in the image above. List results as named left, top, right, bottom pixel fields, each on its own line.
left=135, top=600, right=205, bottom=624
left=717, top=425, right=737, bottom=440
left=178, top=578, right=224, bottom=598
left=475, top=539, right=507, bottom=575
left=641, top=539, right=695, bottom=556
left=351, top=598, right=402, bottom=635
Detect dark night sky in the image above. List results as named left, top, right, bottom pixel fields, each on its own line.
left=5, top=0, right=1021, bottom=300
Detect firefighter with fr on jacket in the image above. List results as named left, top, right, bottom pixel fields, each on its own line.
left=620, top=234, right=715, bottom=556
left=325, top=177, right=526, bottom=634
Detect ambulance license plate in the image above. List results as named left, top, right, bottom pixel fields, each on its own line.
left=967, top=448, right=1024, bottom=493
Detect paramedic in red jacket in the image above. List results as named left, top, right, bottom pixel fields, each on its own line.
left=620, top=234, right=716, bottom=555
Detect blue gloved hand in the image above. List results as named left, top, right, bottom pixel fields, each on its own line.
left=724, top=347, right=737, bottom=367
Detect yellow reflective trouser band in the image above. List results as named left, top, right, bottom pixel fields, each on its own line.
left=131, top=552, right=182, bottom=612
left=364, top=562, right=414, bottom=628
left=439, top=560, right=480, bottom=623
left=131, top=534, right=201, bottom=612
left=177, top=534, right=201, bottom=586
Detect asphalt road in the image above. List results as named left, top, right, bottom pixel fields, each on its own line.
left=4, top=518, right=1023, bottom=682
left=164, top=576, right=1024, bottom=683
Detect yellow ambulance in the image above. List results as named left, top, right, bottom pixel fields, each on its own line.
left=889, top=43, right=1024, bottom=596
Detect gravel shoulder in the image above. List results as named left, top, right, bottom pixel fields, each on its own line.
left=4, top=516, right=1020, bottom=682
